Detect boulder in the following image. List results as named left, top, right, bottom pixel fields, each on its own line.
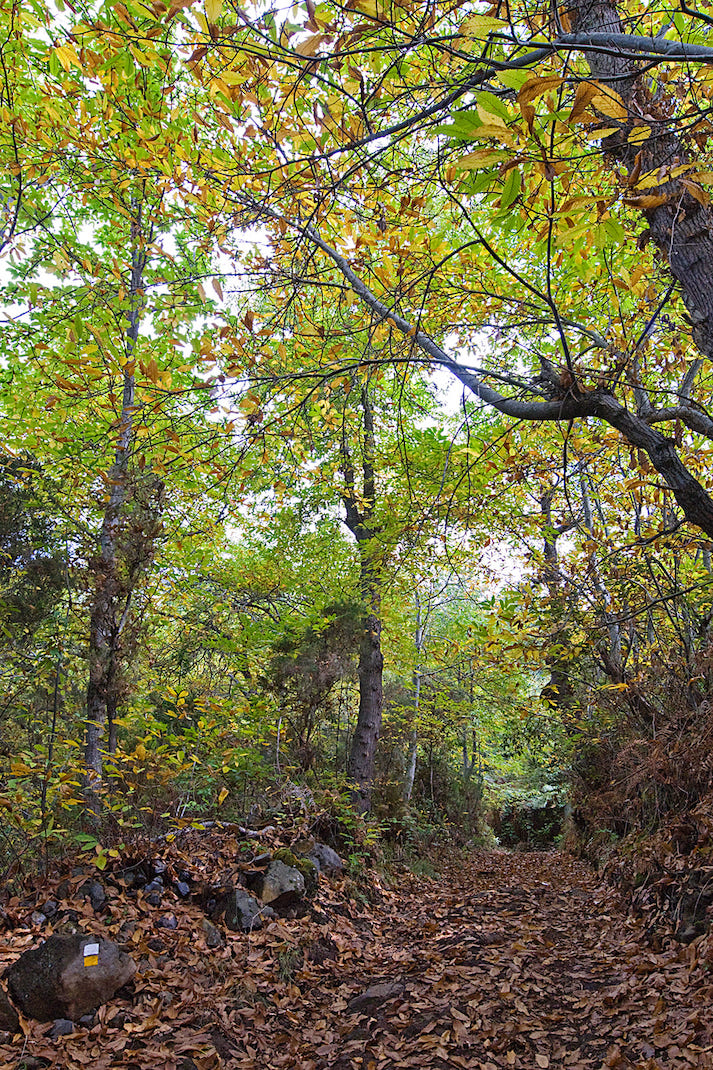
left=255, top=860, right=305, bottom=908
left=220, top=889, right=268, bottom=932
left=77, top=880, right=106, bottom=911
left=200, top=919, right=224, bottom=949
left=5, top=933, right=136, bottom=1022
left=308, top=843, right=344, bottom=877
left=347, top=981, right=404, bottom=1015
left=0, top=986, right=19, bottom=1033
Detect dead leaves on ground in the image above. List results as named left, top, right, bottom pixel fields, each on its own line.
left=1, top=844, right=713, bottom=1069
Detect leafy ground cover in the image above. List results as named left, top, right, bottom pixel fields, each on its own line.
left=2, top=836, right=713, bottom=1070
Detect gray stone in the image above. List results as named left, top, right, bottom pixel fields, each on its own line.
left=0, top=985, right=19, bottom=1033
left=31, top=911, right=47, bottom=927
left=256, top=860, right=305, bottom=907
left=157, top=913, right=178, bottom=930
left=5, top=932, right=136, bottom=1022
left=308, top=843, right=344, bottom=877
left=78, top=880, right=106, bottom=911
left=200, top=918, right=224, bottom=948
left=42, top=899, right=59, bottom=918
left=347, top=981, right=404, bottom=1015
left=48, top=1018, right=74, bottom=1037
left=175, top=881, right=190, bottom=897
left=221, top=889, right=265, bottom=932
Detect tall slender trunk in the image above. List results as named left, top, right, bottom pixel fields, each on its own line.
left=539, top=488, right=576, bottom=716
left=343, top=381, right=384, bottom=813
left=84, top=212, right=146, bottom=817
left=403, top=592, right=424, bottom=803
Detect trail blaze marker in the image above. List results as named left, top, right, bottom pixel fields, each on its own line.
left=83, top=942, right=99, bottom=967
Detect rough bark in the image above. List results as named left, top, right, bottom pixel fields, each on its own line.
left=567, top=0, right=713, bottom=361
left=342, top=383, right=384, bottom=814
left=84, top=214, right=147, bottom=818
left=539, top=489, right=577, bottom=714
left=403, top=594, right=424, bottom=804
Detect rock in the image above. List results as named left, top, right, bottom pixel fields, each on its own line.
left=78, top=881, right=106, bottom=911
left=175, top=881, right=190, bottom=898
left=144, top=878, right=163, bottom=893
left=347, top=981, right=404, bottom=1015
left=56, top=880, right=70, bottom=900
left=47, top=1018, right=74, bottom=1037
left=272, top=849, right=319, bottom=897
left=0, top=985, right=19, bottom=1033
left=78, top=1013, right=95, bottom=1027
left=200, top=919, right=224, bottom=949
left=42, top=900, right=59, bottom=918
left=250, top=852, right=272, bottom=867
left=5, top=933, right=136, bottom=1022
left=308, top=843, right=344, bottom=877
left=146, top=892, right=162, bottom=907
left=255, top=860, right=305, bottom=908
left=117, top=919, right=137, bottom=944
left=220, top=889, right=266, bottom=932
left=31, top=912, right=48, bottom=928
left=157, top=913, right=178, bottom=930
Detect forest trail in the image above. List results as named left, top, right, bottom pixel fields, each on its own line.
left=4, top=849, right=713, bottom=1070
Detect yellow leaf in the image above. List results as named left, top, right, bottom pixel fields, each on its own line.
left=590, top=87, right=627, bottom=120
left=691, top=170, right=713, bottom=184
left=221, top=70, right=249, bottom=85
left=218, top=787, right=229, bottom=805
left=585, top=127, right=620, bottom=140
left=54, top=44, right=81, bottom=71
left=355, top=0, right=379, bottom=17
left=295, top=34, right=323, bottom=56
left=205, top=0, right=222, bottom=22
left=456, top=149, right=508, bottom=169
left=624, top=193, right=670, bottom=209
left=478, top=122, right=514, bottom=147
left=518, top=75, right=564, bottom=105
left=568, top=81, right=599, bottom=122
left=460, top=14, right=506, bottom=36
left=627, top=125, right=651, bottom=145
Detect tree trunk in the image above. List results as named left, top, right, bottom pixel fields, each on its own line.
left=84, top=217, right=146, bottom=819
left=403, top=593, right=424, bottom=803
left=539, top=488, right=577, bottom=716
left=343, top=381, right=384, bottom=813
left=568, top=0, right=713, bottom=362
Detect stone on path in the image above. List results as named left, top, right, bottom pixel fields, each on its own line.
left=5, top=933, right=135, bottom=1022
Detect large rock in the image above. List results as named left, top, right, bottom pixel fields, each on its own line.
left=220, top=889, right=269, bottom=932
left=255, top=860, right=305, bottom=907
left=5, top=933, right=136, bottom=1022
left=0, top=986, right=19, bottom=1033
left=308, top=843, right=344, bottom=877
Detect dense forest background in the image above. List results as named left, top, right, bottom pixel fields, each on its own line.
left=2, top=0, right=713, bottom=940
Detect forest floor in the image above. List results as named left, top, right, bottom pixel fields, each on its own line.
left=2, top=844, right=713, bottom=1070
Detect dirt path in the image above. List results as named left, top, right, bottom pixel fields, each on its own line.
left=230, top=851, right=713, bottom=1070
left=4, top=849, right=713, bottom=1070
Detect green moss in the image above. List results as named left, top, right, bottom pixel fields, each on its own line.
left=272, top=848, right=319, bottom=896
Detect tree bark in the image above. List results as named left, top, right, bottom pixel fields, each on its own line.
left=343, top=382, right=384, bottom=814
left=84, top=212, right=146, bottom=819
left=403, top=593, right=424, bottom=803
left=567, top=0, right=713, bottom=362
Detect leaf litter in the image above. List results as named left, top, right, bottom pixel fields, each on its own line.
left=1, top=839, right=713, bottom=1070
